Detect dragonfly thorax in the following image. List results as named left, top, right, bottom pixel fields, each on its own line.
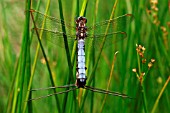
left=76, top=16, right=87, bottom=39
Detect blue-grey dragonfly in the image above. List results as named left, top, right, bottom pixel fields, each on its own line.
left=29, top=9, right=134, bottom=101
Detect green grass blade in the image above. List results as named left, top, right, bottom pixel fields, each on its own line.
left=17, top=0, right=31, bottom=113
left=151, top=76, right=170, bottom=113
left=56, top=0, right=76, bottom=113
left=5, top=60, right=18, bottom=113
left=1, top=2, right=16, bottom=113
left=100, top=52, right=118, bottom=113
left=68, top=1, right=80, bottom=112
left=10, top=0, right=32, bottom=113
left=80, top=0, right=89, bottom=16
left=86, top=0, right=99, bottom=112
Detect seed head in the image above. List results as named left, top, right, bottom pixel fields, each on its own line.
left=142, top=46, right=146, bottom=51
left=142, top=59, right=147, bottom=64
left=151, top=58, right=155, bottom=63
left=148, top=62, right=153, bottom=69
left=132, top=68, right=137, bottom=73
left=139, top=52, right=144, bottom=58
left=160, top=26, right=166, bottom=32
left=150, top=0, right=158, bottom=5
left=136, top=44, right=145, bottom=57
left=167, top=22, right=170, bottom=27
left=139, top=45, right=142, bottom=49
left=141, top=72, right=145, bottom=76
left=139, top=72, right=145, bottom=84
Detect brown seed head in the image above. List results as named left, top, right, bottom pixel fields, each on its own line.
left=142, top=46, right=146, bottom=51
left=151, top=59, right=155, bottom=63
left=146, top=9, right=152, bottom=15
left=150, top=0, right=158, bottom=5
left=148, top=62, right=153, bottom=68
left=132, top=68, right=137, bottom=73
left=139, top=72, right=145, bottom=84
left=161, top=26, right=167, bottom=32
left=139, top=52, right=144, bottom=58
left=142, top=59, right=147, bottom=64
left=141, top=72, right=145, bottom=76
left=139, top=45, right=142, bottom=49
left=167, top=22, right=170, bottom=27
left=153, top=14, right=158, bottom=19
left=136, top=48, right=140, bottom=53
left=154, top=7, right=158, bottom=11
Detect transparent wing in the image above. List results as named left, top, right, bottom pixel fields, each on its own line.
left=31, top=9, right=76, bottom=33
left=85, top=14, right=134, bottom=48
left=87, top=14, right=134, bottom=35
left=31, top=9, right=133, bottom=49
left=32, top=28, right=76, bottom=48
left=30, top=9, right=76, bottom=48
left=85, top=31, right=127, bottom=49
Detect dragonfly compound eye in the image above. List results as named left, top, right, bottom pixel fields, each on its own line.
left=83, top=17, right=87, bottom=23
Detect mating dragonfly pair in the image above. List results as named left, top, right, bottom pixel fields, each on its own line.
left=30, top=9, right=134, bottom=101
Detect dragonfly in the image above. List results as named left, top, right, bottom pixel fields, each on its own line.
left=29, top=9, right=134, bottom=101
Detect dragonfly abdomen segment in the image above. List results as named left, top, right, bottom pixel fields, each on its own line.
left=76, top=39, right=87, bottom=88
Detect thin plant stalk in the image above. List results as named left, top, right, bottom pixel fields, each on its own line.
left=100, top=52, right=118, bottom=113
left=91, top=0, right=99, bottom=112
left=1, top=1, right=17, bottom=113
left=151, top=76, right=170, bottom=113
left=12, top=0, right=31, bottom=113
left=56, top=0, right=76, bottom=113
left=69, top=0, right=80, bottom=112
left=136, top=51, right=148, bottom=113
left=141, top=83, right=148, bottom=113
left=80, top=0, right=89, bottom=16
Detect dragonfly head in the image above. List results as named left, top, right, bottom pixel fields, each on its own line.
left=76, top=16, right=87, bottom=25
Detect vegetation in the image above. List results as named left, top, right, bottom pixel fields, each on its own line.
left=0, top=0, right=170, bottom=113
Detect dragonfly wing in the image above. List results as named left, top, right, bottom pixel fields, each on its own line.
left=85, top=31, right=127, bottom=49
left=85, top=14, right=133, bottom=49
left=87, top=14, right=134, bottom=34
left=32, top=27, right=76, bottom=49
left=30, top=9, right=76, bottom=35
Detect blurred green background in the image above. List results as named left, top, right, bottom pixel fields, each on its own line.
left=0, top=0, right=170, bottom=113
